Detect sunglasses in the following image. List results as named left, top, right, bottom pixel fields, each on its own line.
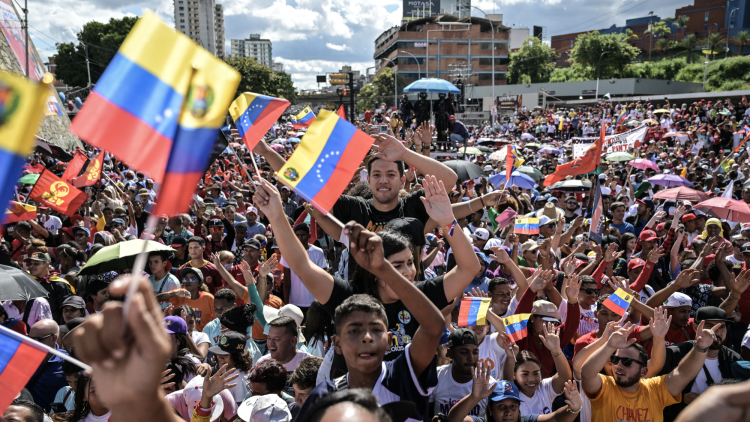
left=583, top=288, right=601, bottom=295
left=30, top=333, right=54, bottom=342
left=183, top=276, right=200, bottom=283
left=610, top=356, right=645, bottom=367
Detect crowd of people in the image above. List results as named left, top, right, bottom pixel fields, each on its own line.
left=5, top=95, right=750, bottom=422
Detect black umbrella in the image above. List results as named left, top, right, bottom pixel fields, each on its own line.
left=0, top=265, right=49, bottom=301
left=34, top=137, right=74, bottom=162
left=442, top=160, right=486, bottom=180
left=548, top=180, right=592, bottom=192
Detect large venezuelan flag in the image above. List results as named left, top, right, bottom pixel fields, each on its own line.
left=458, top=297, right=491, bottom=327
left=0, top=324, right=48, bottom=412
left=292, top=107, right=316, bottom=129
left=0, top=71, right=49, bottom=218
left=229, top=92, right=290, bottom=151
left=70, top=12, right=240, bottom=216
left=277, top=110, right=373, bottom=212
left=502, top=313, right=531, bottom=342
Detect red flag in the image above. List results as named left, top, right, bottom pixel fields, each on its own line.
left=29, top=169, right=88, bottom=217
left=505, top=145, right=513, bottom=182
left=73, top=150, right=105, bottom=188
left=4, top=202, right=37, bottom=224
left=60, top=151, right=88, bottom=183
left=337, top=105, right=347, bottom=121
left=543, top=123, right=606, bottom=187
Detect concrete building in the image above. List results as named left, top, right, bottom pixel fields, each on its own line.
left=230, top=34, right=273, bottom=67
left=440, top=0, right=471, bottom=18
left=508, top=26, right=530, bottom=51
left=173, top=0, right=224, bottom=58
left=272, top=62, right=284, bottom=72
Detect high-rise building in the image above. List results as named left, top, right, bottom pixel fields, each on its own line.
left=272, top=62, right=284, bottom=72
left=230, top=34, right=273, bottom=67
left=173, top=0, right=225, bottom=58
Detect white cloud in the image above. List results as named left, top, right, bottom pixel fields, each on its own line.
left=326, top=43, right=349, bottom=51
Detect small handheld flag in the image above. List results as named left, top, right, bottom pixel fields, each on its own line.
left=229, top=92, right=290, bottom=151
left=616, top=109, right=627, bottom=126
left=602, top=288, right=633, bottom=316
left=495, top=208, right=518, bottom=228
left=458, top=297, right=491, bottom=327
left=502, top=313, right=531, bottom=342
left=515, top=217, right=539, bottom=235
left=292, top=107, right=316, bottom=129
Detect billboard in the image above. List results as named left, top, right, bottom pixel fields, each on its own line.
left=403, top=0, right=440, bottom=21
left=0, top=0, right=46, bottom=81
left=497, top=94, right=520, bottom=110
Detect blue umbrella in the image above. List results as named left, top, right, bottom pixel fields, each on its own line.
left=402, top=78, right=460, bottom=94
left=489, top=171, right=537, bottom=190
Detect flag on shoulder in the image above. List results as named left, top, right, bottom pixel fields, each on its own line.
left=229, top=92, right=290, bottom=151
left=292, top=106, right=316, bottom=129
left=0, top=71, right=49, bottom=217
left=277, top=110, right=373, bottom=212
left=69, top=12, right=240, bottom=216
left=29, top=169, right=88, bottom=217
left=458, top=297, right=491, bottom=327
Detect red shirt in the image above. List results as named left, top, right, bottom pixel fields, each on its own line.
left=574, top=325, right=643, bottom=357
left=178, top=261, right=224, bottom=294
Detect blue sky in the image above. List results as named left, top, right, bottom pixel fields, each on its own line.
left=28, top=0, right=691, bottom=89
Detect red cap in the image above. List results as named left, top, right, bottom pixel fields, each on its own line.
left=681, top=214, right=697, bottom=223
left=639, top=230, right=658, bottom=242
left=627, top=258, right=646, bottom=270
left=655, top=223, right=666, bottom=232
left=703, top=254, right=716, bottom=267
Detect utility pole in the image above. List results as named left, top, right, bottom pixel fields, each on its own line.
left=348, top=71, right=355, bottom=122
left=82, top=42, right=92, bottom=88
left=23, top=0, right=28, bottom=77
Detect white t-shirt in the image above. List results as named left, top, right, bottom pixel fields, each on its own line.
left=430, top=364, right=493, bottom=418
left=191, top=330, right=210, bottom=346
left=557, top=299, right=598, bottom=336
left=254, top=350, right=311, bottom=373
left=281, top=244, right=328, bottom=307
left=42, top=215, right=63, bottom=235
left=150, top=273, right=181, bottom=310
left=227, top=369, right=249, bottom=404
left=478, top=333, right=508, bottom=380
left=2, top=298, right=52, bottom=326
left=519, top=377, right=559, bottom=415
left=80, top=411, right=112, bottom=422
left=690, top=356, right=722, bottom=394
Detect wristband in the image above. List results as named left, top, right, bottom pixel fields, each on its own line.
left=468, top=200, right=474, bottom=214
left=729, top=293, right=740, bottom=301
left=480, top=195, right=486, bottom=208
left=566, top=407, right=581, bottom=414
left=442, top=219, right=458, bottom=237
left=693, top=342, right=709, bottom=353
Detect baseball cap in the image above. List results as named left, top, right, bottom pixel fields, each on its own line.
left=111, top=218, right=126, bottom=226
left=655, top=223, right=666, bottom=232
left=71, top=226, right=90, bottom=237
left=386, top=217, right=426, bottom=248
left=448, top=328, right=479, bottom=348
left=180, top=267, right=204, bottom=282
left=741, top=223, right=750, bottom=232
left=243, top=238, right=261, bottom=250
left=208, top=331, right=247, bottom=355
left=741, top=244, right=750, bottom=254
left=237, top=394, right=291, bottom=422
left=488, top=380, right=524, bottom=403
left=171, top=236, right=187, bottom=248
left=639, top=230, right=658, bottom=242
left=473, top=228, right=491, bottom=241
left=164, top=316, right=188, bottom=335
left=520, top=240, right=539, bottom=253
left=138, top=188, right=149, bottom=195
left=263, top=304, right=306, bottom=342
left=247, top=206, right=258, bottom=215
left=662, top=292, right=693, bottom=308
left=681, top=214, right=697, bottom=223
left=695, top=306, right=730, bottom=323
left=484, top=165, right=493, bottom=171
left=627, top=258, right=646, bottom=270
left=184, top=376, right=226, bottom=422
left=538, top=215, right=558, bottom=227
left=636, top=198, right=655, bottom=210
left=425, top=234, right=440, bottom=248
left=61, top=296, right=86, bottom=310
left=531, top=300, right=560, bottom=323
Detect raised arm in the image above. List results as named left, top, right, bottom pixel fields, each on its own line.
left=252, top=139, right=287, bottom=172
left=663, top=320, right=716, bottom=396
left=645, top=269, right=700, bottom=309
left=372, top=133, right=458, bottom=190
left=581, top=324, right=637, bottom=397
left=488, top=246, right=528, bottom=300
left=251, top=178, right=335, bottom=303
left=719, top=270, right=750, bottom=322
left=539, top=323, right=573, bottom=393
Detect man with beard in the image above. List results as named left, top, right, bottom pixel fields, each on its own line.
left=657, top=307, right=741, bottom=422
left=581, top=316, right=721, bottom=422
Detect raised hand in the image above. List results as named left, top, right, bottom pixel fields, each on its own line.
left=694, top=320, right=721, bottom=350
left=566, top=273, right=581, bottom=302
left=466, top=287, right=489, bottom=298
left=373, top=133, right=408, bottom=162
left=607, top=278, right=635, bottom=297
left=259, top=256, right=277, bottom=280
left=482, top=190, right=509, bottom=207
left=210, top=252, right=222, bottom=267
left=647, top=246, right=665, bottom=263
left=160, top=369, right=176, bottom=392
left=507, top=232, right=519, bottom=245
left=674, top=268, right=701, bottom=289
left=420, top=175, right=454, bottom=227
left=528, top=270, right=550, bottom=293
left=606, top=323, right=637, bottom=349
left=202, top=363, right=239, bottom=400
left=344, top=222, right=387, bottom=275
left=728, top=269, right=750, bottom=296
left=488, top=246, right=511, bottom=264
left=539, top=322, right=562, bottom=353
left=649, top=306, right=671, bottom=339
left=562, top=259, right=576, bottom=276
left=470, top=360, right=498, bottom=400
left=563, top=380, right=583, bottom=412
left=604, top=243, right=623, bottom=263
left=251, top=177, right=284, bottom=221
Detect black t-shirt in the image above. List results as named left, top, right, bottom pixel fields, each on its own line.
left=134, top=211, right=150, bottom=236
left=332, top=191, right=429, bottom=233
left=321, top=275, right=450, bottom=361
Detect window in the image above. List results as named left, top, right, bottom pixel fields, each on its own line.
left=478, top=73, right=506, bottom=81
left=478, top=58, right=510, bottom=66
left=705, top=12, right=709, bottom=21
left=570, top=40, right=574, bottom=48
left=179, top=6, right=184, bottom=10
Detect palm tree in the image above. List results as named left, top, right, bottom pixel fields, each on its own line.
left=732, top=30, right=750, bottom=56
left=679, top=34, right=700, bottom=63
left=645, top=21, right=672, bottom=60
left=655, top=38, right=671, bottom=57
left=673, top=15, right=689, bottom=39
left=707, top=33, right=725, bottom=60
left=625, top=28, right=638, bottom=42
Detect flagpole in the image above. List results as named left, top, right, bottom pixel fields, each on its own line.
left=0, top=324, right=92, bottom=372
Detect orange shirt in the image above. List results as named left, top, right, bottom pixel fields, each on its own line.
left=168, top=291, right=215, bottom=331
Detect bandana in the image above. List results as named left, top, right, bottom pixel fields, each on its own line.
left=699, top=218, right=723, bottom=240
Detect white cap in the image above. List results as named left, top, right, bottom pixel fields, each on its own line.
left=663, top=292, right=693, bottom=308
left=484, top=165, right=493, bottom=171
left=538, top=215, right=558, bottom=226
left=263, top=304, right=306, bottom=343
left=237, top=394, right=291, bottom=422
left=183, top=376, right=225, bottom=422
left=473, top=228, right=491, bottom=241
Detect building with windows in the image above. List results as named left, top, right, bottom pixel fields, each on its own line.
left=173, top=0, right=224, bottom=58
left=230, top=34, right=273, bottom=67
left=272, top=62, right=284, bottom=72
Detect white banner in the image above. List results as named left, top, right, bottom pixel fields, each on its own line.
left=572, top=125, right=649, bottom=159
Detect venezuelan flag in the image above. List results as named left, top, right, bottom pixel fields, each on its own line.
left=515, top=217, right=539, bottom=235
left=293, top=107, right=316, bottom=129
left=229, top=93, right=290, bottom=151
left=503, top=313, right=531, bottom=342
left=277, top=110, right=374, bottom=212
left=505, top=145, right=525, bottom=181
left=616, top=109, right=627, bottom=126
left=602, top=288, right=633, bottom=316
left=4, top=201, right=36, bottom=224
left=0, top=71, right=49, bottom=218
left=458, top=297, right=491, bottom=326
left=0, top=325, right=48, bottom=411
left=70, top=12, right=240, bottom=216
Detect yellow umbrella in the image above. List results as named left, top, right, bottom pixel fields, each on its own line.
left=653, top=109, right=669, bottom=114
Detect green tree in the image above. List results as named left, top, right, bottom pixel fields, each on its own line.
left=732, top=30, right=750, bottom=56
left=269, top=71, right=297, bottom=104
left=625, top=28, right=638, bottom=43
left=507, top=36, right=556, bottom=84
left=678, top=34, right=701, bottom=63
left=54, top=16, right=139, bottom=87
left=707, top=33, right=725, bottom=60
left=225, top=56, right=297, bottom=103
left=655, top=39, right=675, bottom=58
left=569, top=31, right=641, bottom=79
left=356, top=84, right=377, bottom=111
left=672, top=15, right=689, bottom=38
left=370, top=67, right=404, bottom=109
left=645, top=21, right=672, bottom=61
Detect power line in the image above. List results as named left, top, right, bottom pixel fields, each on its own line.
left=548, top=0, right=651, bottom=36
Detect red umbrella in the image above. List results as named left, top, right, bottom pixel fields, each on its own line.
left=652, top=187, right=710, bottom=203
left=629, top=158, right=660, bottom=172
left=695, top=197, right=750, bottom=222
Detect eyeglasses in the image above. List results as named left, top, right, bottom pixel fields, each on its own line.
left=610, top=356, right=645, bottom=367
left=183, top=276, right=199, bottom=283
left=30, top=334, right=54, bottom=342
left=583, top=288, right=601, bottom=295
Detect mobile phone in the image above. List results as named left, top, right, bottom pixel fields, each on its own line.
left=205, top=204, right=216, bottom=211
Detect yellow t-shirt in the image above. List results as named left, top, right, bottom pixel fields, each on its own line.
left=586, top=374, right=680, bottom=422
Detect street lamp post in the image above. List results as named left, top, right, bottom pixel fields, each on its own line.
left=595, top=51, right=608, bottom=100
left=384, top=57, right=398, bottom=108
left=703, top=60, right=709, bottom=91
left=472, top=6, right=495, bottom=127
left=400, top=50, right=421, bottom=79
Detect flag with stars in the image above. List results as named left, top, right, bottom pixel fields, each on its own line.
left=229, top=93, right=290, bottom=151
left=292, top=106, right=316, bottom=129
left=69, top=12, right=240, bottom=216
left=277, top=110, right=373, bottom=212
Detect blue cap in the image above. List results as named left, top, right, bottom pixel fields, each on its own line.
left=462, top=197, right=471, bottom=202
left=164, top=316, right=187, bottom=335
left=112, top=218, right=126, bottom=226
left=489, top=381, right=524, bottom=403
